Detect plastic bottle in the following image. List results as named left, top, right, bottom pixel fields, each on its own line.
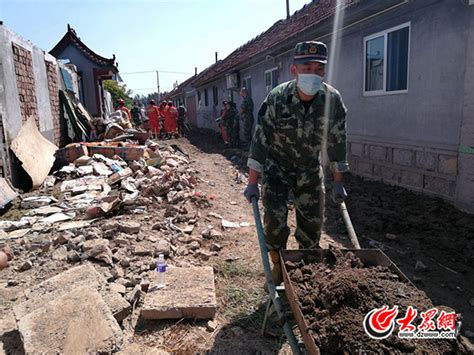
left=156, top=254, right=167, bottom=288
left=111, top=162, right=123, bottom=173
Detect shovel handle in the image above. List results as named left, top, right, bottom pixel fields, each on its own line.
left=339, top=201, right=361, bottom=249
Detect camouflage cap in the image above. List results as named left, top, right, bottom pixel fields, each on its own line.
left=293, top=41, right=327, bottom=65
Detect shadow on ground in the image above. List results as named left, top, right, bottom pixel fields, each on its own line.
left=208, top=302, right=291, bottom=354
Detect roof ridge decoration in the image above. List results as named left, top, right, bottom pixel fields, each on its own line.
left=50, top=24, right=118, bottom=71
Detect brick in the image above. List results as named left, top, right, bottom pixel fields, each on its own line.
left=424, top=176, right=456, bottom=197
left=415, top=152, right=437, bottom=171
left=369, top=145, right=388, bottom=162
left=393, top=148, right=413, bottom=167
left=17, top=286, right=123, bottom=353
left=400, top=170, right=423, bottom=188
left=85, top=144, right=146, bottom=161
left=374, top=164, right=399, bottom=183
left=356, top=160, right=373, bottom=175
left=350, top=142, right=364, bottom=158
left=54, top=144, right=89, bottom=167
left=438, top=155, right=457, bottom=175
left=141, top=267, right=217, bottom=320
left=14, top=264, right=130, bottom=322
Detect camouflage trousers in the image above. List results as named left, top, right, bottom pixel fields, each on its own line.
left=225, top=118, right=240, bottom=148
left=262, top=161, right=325, bottom=250
left=242, top=114, right=254, bottom=143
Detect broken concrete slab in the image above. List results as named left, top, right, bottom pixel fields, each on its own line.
left=29, top=206, right=64, bottom=216
left=20, top=196, right=57, bottom=209
left=0, top=178, right=17, bottom=209
left=7, top=228, right=30, bottom=239
left=85, top=195, right=121, bottom=219
left=117, top=221, right=141, bottom=234
left=55, top=143, right=88, bottom=166
left=11, top=117, right=58, bottom=187
left=40, top=211, right=76, bottom=224
left=93, top=162, right=113, bottom=176
left=17, top=286, right=123, bottom=353
left=141, top=266, right=216, bottom=320
left=110, top=283, right=126, bottom=295
left=57, top=220, right=91, bottom=231
left=107, top=167, right=133, bottom=185
left=13, top=264, right=130, bottom=322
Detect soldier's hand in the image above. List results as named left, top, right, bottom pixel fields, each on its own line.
left=244, top=184, right=260, bottom=203
left=331, top=181, right=347, bottom=204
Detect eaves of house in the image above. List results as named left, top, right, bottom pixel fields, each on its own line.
left=50, top=24, right=118, bottom=73
left=166, top=60, right=223, bottom=100
left=192, top=0, right=408, bottom=89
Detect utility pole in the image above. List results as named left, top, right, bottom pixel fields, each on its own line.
left=156, top=70, right=160, bottom=101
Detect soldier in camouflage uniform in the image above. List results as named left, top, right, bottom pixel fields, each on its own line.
left=240, top=88, right=254, bottom=144
left=223, top=101, right=240, bottom=148
left=244, top=41, right=349, bottom=286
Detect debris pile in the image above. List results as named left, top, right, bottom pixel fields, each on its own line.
left=0, top=137, right=250, bottom=352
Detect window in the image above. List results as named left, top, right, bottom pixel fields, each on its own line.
left=364, top=23, right=410, bottom=95
left=242, top=76, right=252, bottom=97
left=204, top=88, right=209, bottom=106
left=264, top=68, right=279, bottom=93
left=212, top=86, right=218, bottom=106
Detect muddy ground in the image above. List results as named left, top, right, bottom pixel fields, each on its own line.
left=1, top=129, right=473, bottom=354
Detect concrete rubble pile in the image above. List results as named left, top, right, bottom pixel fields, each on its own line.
left=0, top=139, right=228, bottom=352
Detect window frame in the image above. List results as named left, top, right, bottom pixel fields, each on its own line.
left=264, top=67, right=279, bottom=93
left=242, top=76, right=252, bottom=97
left=363, top=22, right=411, bottom=96
left=212, top=86, right=219, bottom=106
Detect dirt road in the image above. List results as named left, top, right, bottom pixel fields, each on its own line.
left=1, top=129, right=473, bottom=354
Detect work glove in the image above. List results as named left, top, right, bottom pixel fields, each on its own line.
left=331, top=181, right=347, bottom=204
left=244, top=184, right=260, bottom=203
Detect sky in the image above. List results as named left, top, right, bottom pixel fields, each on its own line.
left=0, top=0, right=310, bottom=96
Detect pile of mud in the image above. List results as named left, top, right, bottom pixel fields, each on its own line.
left=285, top=250, right=469, bottom=354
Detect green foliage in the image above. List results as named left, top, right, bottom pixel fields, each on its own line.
left=103, top=80, right=133, bottom=108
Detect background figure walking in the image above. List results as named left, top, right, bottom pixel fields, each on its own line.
left=224, top=101, right=239, bottom=148
left=177, top=103, right=187, bottom=137
left=240, top=87, right=254, bottom=145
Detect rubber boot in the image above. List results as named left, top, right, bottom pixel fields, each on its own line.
left=264, top=250, right=283, bottom=292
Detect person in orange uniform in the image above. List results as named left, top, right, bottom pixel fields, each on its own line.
left=164, top=101, right=179, bottom=138
left=146, top=100, right=161, bottom=139
left=218, top=100, right=229, bottom=146
left=159, top=101, right=168, bottom=137
left=116, top=99, right=131, bottom=122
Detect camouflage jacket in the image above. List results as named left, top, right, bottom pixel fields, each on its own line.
left=248, top=79, right=348, bottom=174
left=223, top=108, right=238, bottom=130
left=240, top=97, right=254, bottom=118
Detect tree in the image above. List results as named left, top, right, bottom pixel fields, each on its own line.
left=103, top=80, right=133, bottom=108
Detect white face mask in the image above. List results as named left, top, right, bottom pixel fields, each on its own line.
left=296, top=73, right=323, bottom=96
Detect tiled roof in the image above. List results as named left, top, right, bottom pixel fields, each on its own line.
left=193, top=0, right=356, bottom=87
left=50, top=24, right=118, bottom=72
left=165, top=60, right=222, bottom=99
left=167, top=74, right=197, bottom=99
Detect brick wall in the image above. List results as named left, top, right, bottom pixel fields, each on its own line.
left=45, top=60, right=61, bottom=145
left=12, top=43, right=39, bottom=127
left=349, top=140, right=457, bottom=199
